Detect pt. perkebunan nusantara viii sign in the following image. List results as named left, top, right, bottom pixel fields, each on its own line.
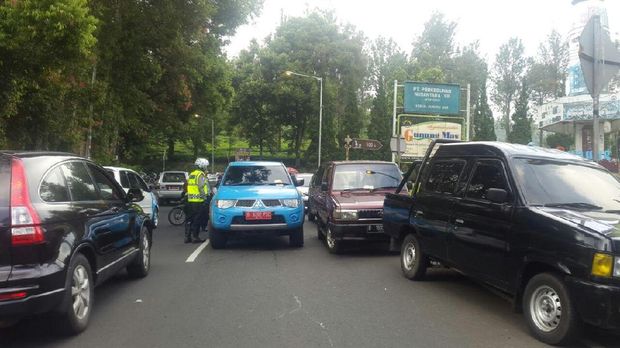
left=403, top=82, right=461, bottom=116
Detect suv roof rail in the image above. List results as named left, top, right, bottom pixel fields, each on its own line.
left=0, top=150, right=79, bottom=158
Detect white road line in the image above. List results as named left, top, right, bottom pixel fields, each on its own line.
left=185, top=239, right=210, bottom=263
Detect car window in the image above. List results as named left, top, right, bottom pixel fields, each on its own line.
left=61, top=162, right=99, bottom=201
left=466, top=160, right=509, bottom=201
left=87, top=164, right=123, bottom=201
left=423, top=161, right=465, bottom=194
left=128, top=172, right=149, bottom=191
left=223, top=165, right=291, bottom=185
left=40, top=167, right=70, bottom=202
left=119, top=170, right=131, bottom=188
left=162, top=172, right=186, bottom=183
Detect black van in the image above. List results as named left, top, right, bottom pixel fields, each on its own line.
left=383, top=141, right=620, bottom=345
left=0, top=151, right=153, bottom=334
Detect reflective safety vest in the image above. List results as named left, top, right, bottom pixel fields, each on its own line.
left=187, top=169, right=208, bottom=203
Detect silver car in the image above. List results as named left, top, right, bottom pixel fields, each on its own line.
left=295, top=173, right=313, bottom=214
left=156, top=171, right=188, bottom=204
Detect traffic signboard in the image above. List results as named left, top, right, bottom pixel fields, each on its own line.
left=403, top=82, right=461, bottom=116
left=390, top=136, right=406, bottom=154
left=350, top=138, right=382, bottom=150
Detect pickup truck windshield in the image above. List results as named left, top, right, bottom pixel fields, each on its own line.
left=333, top=164, right=402, bottom=191
left=513, top=158, right=620, bottom=211
left=223, top=165, right=291, bottom=186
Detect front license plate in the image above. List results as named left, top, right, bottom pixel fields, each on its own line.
left=368, top=225, right=384, bottom=233
left=245, top=211, right=272, bottom=221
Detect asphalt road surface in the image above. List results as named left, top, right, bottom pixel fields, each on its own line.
left=1, top=206, right=618, bottom=348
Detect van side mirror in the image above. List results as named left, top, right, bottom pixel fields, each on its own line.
left=127, top=188, right=144, bottom=202
left=295, top=178, right=304, bottom=187
left=321, top=182, right=328, bottom=191
left=487, top=188, right=508, bottom=203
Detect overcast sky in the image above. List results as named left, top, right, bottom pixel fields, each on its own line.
left=225, top=0, right=620, bottom=62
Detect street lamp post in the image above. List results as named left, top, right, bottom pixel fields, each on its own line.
left=194, top=114, right=215, bottom=173
left=285, top=70, right=323, bottom=168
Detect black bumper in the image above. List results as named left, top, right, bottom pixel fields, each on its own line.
left=567, top=276, right=620, bottom=330
left=328, top=222, right=389, bottom=242
left=0, top=287, right=65, bottom=320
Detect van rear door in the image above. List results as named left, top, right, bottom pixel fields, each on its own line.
left=0, top=155, right=12, bottom=282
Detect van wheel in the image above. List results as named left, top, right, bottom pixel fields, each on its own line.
left=127, top=227, right=151, bottom=278
left=325, top=225, right=342, bottom=254
left=55, top=253, right=94, bottom=335
left=523, top=273, right=580, bottom=345
left=209, top=221, right=227, bottom=249
left=400, top=234, right=428, bottom=280
left=289, top=226, right=304, bottom=247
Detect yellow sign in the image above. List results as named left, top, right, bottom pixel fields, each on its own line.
left=401, top=121, right=462, bottom=158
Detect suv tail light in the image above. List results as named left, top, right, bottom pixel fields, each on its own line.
left=10, top=158, right=44, bottom=246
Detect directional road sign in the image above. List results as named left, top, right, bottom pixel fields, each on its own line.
left=390, top=135, right=406, bottom=154
left=579, top=15, right=620, bottom=98
left=350, top=138, right=383, bottom=151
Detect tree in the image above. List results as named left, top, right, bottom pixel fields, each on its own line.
left=528, top=30, right=569, bottom=105
left=491, top=37, right=527, bottom=135
left=508, top=82, right=532, bottom=144
left=472, top=80, right=496, bottom=141
left=410, top=12, right=456, bottom=82
left=546, top=132, right=573, bottom=149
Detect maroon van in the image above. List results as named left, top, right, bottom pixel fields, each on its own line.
left=307, top=161, right=403, bottom=253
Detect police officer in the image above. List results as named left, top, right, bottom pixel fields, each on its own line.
left=185, top=158, right=210, bottom=243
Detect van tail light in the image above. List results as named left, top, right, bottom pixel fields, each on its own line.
left=10, top=158, right=44, bottom=246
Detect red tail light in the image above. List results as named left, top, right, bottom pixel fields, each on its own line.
left=10, top=158, right=44, bottom=246
left=0, top=291, right=27, bottom=301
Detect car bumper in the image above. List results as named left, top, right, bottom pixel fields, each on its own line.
left=156, top=190, right=184, bottom=199
left=567, top=276, right=620, bottom=330
left=211, top=207, right=304, bottom=233
left=328, top=222, right=389, bottom=241
left=0, top=264, right=66, bottom=320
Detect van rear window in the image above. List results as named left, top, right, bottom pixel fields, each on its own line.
left=162, top=172, right=186, bottom=183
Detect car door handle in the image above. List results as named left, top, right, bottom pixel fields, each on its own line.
left=415, top=210, right=424, bottom=216
left=455, top=218, right=464, bottom=224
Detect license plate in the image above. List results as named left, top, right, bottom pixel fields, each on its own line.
left=368, top=225, right=384, bottom=233
left=167, top=185, right=181, bottom=190
left=245, top=211, right=272, bottom=221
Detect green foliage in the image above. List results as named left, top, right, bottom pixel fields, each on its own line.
left=472, top=81, right=496, bottom=141
left=507, top=82, right=532, bottom=144
left=545, top=132, right=573, bottom=149
left=491, top=37, right=527, bottom=135
left=528, top=30, right=569, bottom=105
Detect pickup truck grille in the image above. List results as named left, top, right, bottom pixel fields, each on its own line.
left=235, top=200, right=255, bottom=207
left=232, top=215, right=286, bottom=224
left=358, top=209, right=383, bottom=219
left=261, top=199, right=281, bottom=207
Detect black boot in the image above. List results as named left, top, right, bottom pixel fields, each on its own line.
left=192, top=233, right=205, bottom=243
left=184, top=226, right=192, bottom=244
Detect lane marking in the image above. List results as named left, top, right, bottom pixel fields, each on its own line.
left=185, top=239, right=210, bottom=263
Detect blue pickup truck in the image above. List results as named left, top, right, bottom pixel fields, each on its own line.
left=208, top=161, right=305, bottom=249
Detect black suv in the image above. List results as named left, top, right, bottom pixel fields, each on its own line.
left=383, top=141, right=620, bottom=345
left=0, top=151, right=153, bottom=334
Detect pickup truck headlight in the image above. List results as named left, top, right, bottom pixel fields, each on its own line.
left=333, top=209, right=358, bottom=221
left=216, top=199, right=236, bottom=209
left=281, top=199, right=299, bottom=208
left=592, top=253, right=613, bottom=277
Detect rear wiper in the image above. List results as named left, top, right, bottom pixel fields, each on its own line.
left=543, top=202, right=603, bottom=210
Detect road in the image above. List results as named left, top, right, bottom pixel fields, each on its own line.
left=1, top=206, right=618, bottom=348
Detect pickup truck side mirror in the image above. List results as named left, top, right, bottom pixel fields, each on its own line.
left=487, top=188, right=508, bottom=203
left=320, top=182, right=328, bottom=191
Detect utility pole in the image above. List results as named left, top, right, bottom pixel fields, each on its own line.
left=86, top=65, right=97, bottom=159
left=392, top=80, right=398, bottom=162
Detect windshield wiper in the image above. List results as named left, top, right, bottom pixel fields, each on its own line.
left=370, top=186, right=398, bottom=192
left=366, top=170, right=401, bottom=182
left=543, top=202, right=603, bottom=210
left=340, top=187, right=372, bottom=193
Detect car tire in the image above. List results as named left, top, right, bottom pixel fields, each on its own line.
left=289, top=226, right=304, bottom=247
left=127, top=226, right=151, bottom=278
left=55, top=253, right=94, bottom=335
left=523, top=273, right=581, bottom=345
left=317, top=225, right=324, bottom=240
left=308, top=211, right=316, bottom=222
left=209, top=221, right=227, bottom=249
left=325, top=225, right=342, bottom=254
left=400, top=234, right=428, bottom=280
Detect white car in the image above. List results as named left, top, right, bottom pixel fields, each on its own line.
left=104, top=166, right=160, bottom=227
left=295, top=173, right=313, bottom=213
left=156, top=171, right=188, bottom=204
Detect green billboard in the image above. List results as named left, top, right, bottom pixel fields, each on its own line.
left=403, top=81, right=461, bottom=116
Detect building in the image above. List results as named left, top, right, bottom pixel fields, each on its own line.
left=535, top=0, right=620, bottom=160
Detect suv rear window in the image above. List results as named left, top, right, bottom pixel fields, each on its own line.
left=40, top=167, right=70, bottom=202
left=61, top=162, right=99, bottom=201
left=162, top=172, right=186, bottom=183
left=0, top=156, right=10, bottom=206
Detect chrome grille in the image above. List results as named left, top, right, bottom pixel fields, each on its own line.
left=261, top=199, right=281, bottom=207
left=358, top=209, right=383, bottom=219
left=235, top=200, right=255, bottom=207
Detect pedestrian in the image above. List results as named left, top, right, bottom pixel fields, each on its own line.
left=185, top=158, right=211, bottom=243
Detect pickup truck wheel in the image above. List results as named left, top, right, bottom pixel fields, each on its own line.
left=209, top=221, right=227, bottom=249
left=325, top=226, right=342, bottom=254
left=523, top=273, right=581, bottom=345
left=400, top=234, right=427, bottom=280
left=289, top=227, right=304, bottom=247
